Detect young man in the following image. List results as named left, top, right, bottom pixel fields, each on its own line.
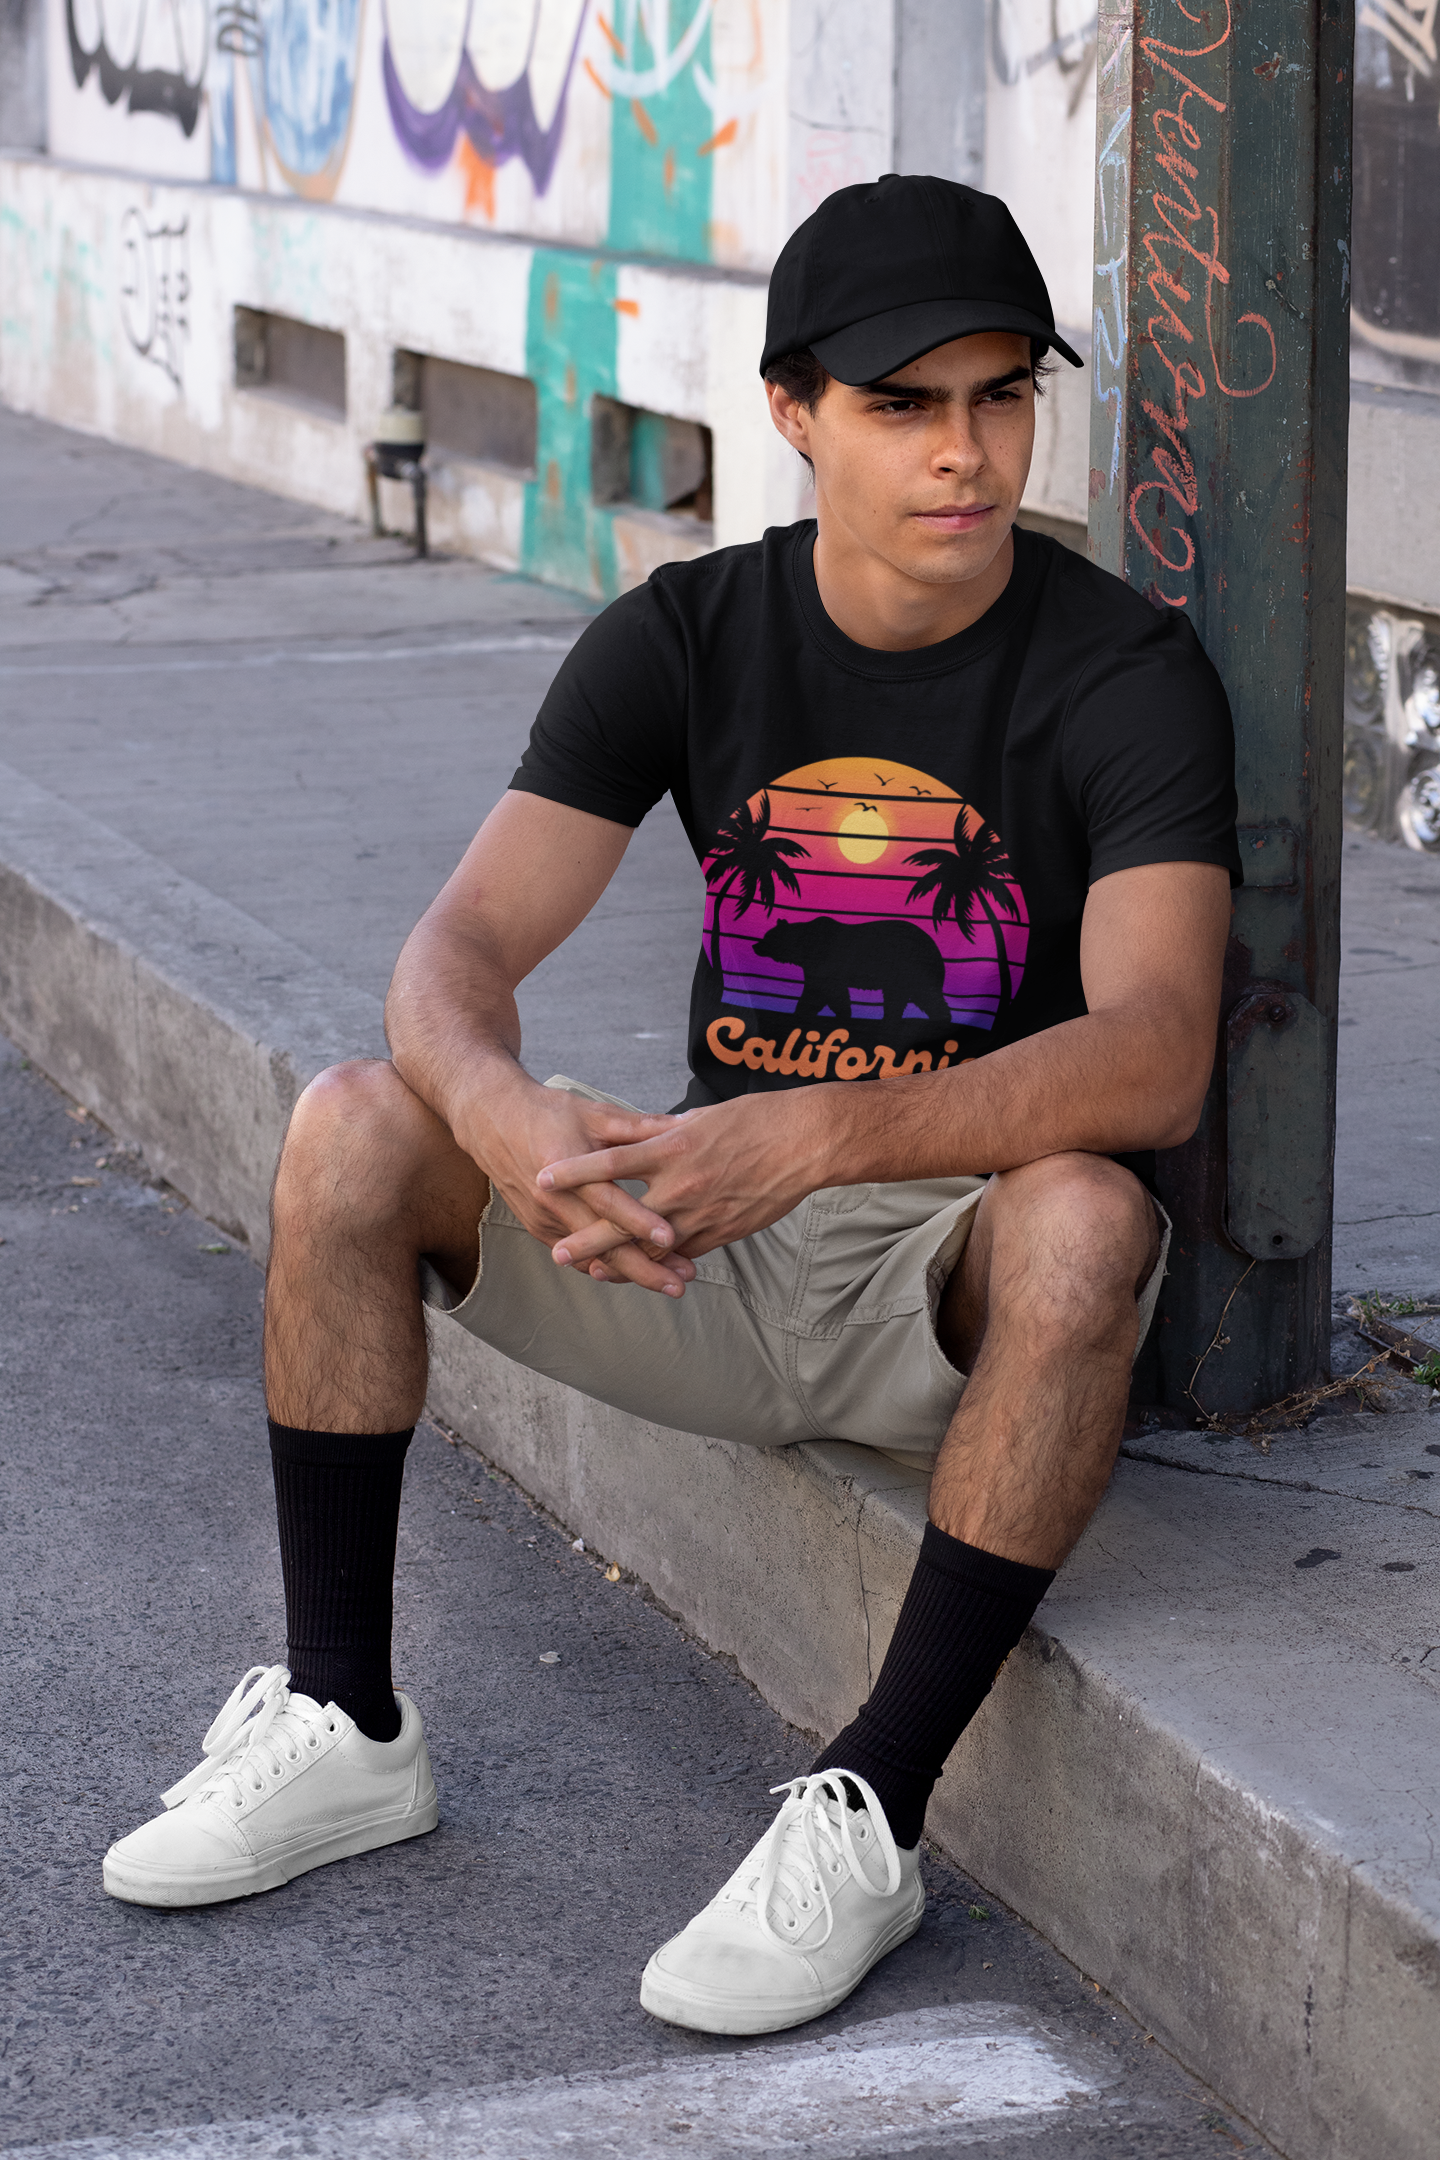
left=104, top=176, right=1239, bottom=2036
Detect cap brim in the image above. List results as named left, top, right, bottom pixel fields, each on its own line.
left=809, top=297, right=1083, bottom=382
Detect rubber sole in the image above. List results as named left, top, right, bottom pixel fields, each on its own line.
left=102, top=1791, right=439, bottom=1908
left=639, top=1884, right=925, bottom=2035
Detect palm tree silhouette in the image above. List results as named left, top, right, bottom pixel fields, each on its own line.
left=705, top=793, right=809, bottom=971
left=905, top=812, right=1021, bottom=1008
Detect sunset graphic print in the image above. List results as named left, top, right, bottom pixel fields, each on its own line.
left=700, top=757, right=1030, bottom=1083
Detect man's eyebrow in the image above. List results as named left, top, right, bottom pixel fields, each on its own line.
left=972, top=364, right=1033, bottom=395
left=860, top=364, right=1032, bottom=401
left=862, top=376, right=952, bottom=401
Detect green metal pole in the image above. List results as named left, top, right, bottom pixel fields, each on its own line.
left=1089, top=0, right=1354, bottom=1418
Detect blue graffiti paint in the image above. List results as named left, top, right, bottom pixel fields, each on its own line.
left=211, top=5, right=264, bottom=185
left=210, top=47, right=237, bottom=184
left=254, top=0, right=361, bottom=179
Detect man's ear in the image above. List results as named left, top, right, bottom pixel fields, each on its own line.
left=765, top=379, right=813, bottom=455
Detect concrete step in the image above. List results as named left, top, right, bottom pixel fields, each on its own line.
left=2, top=756, right=1438, bottom=2160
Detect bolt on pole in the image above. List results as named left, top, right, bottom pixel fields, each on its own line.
left=1089, top=0, right=1354, bottom=1418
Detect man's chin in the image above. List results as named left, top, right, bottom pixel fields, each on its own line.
left=891, top=523, right=1014, bottom=590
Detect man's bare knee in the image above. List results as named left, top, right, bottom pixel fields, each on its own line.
left=274, top=1060, right=463, bottom=1242
left=991, top=1153, right=1158, bottom=1321
left=942, top=1153, right=1158, bottom=1368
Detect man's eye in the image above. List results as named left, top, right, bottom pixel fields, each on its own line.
left=876, top=399, right=922, bottom=415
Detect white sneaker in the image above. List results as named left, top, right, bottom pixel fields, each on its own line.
left=640, top=1769, right=925, bottom=2035
left=103, top=1663, right=438, bottom=1907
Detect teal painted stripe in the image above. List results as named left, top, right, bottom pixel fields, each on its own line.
left=607, top=10, right=715, bottom=266
left=522, top=250, right=620, bottom=601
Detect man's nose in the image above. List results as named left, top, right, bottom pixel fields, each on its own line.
left=935, top=424, right=985, bottom=476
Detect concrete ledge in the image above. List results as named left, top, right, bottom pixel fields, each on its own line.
left=2, top=764, right=1438, bottom=2160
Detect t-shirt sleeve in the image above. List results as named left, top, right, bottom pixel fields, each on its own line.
left=1062, top=610, right=1243, bottom=887
left=509, top=580, right=686, bottom=827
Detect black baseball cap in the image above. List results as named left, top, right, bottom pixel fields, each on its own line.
left=760, top=173, right=1083, bottom=384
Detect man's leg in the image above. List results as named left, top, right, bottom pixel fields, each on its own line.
left=264, top=1060, right=489, bottom=1737
left=103, top=1061, right=480, bottom=1906
left=809, top=1150, right=1162, bottom=1842
left=639, top=1151, right=1160, bottom=2034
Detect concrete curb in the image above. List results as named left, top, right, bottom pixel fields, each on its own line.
left=3, top=760, right=1437, bottom=2160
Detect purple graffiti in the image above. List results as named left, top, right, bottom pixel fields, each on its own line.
left=382, top=15, right=589, bottom=192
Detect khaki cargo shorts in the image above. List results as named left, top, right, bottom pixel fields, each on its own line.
left=425, top=1077, right=1169, bottom=1462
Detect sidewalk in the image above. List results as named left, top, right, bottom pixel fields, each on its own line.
left=3, top=406, right=1439, bottom=2160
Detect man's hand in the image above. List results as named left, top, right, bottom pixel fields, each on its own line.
left=538, top=1087, right=837, bottom=1275
left=458, top=1071, right=699, bottom=1295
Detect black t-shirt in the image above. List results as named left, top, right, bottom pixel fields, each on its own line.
left=512, top=522, right=1240, bottom=1112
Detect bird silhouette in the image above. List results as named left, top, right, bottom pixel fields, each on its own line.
left=875, top=772, right=895, bottom=785
left=909, top=786, right=934, bottom=796
left=854, top=800, right=880, bottom=813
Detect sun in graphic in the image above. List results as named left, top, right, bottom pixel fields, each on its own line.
left=836, top=802, right=890, bottom=862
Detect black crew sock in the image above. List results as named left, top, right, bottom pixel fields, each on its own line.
left=810, top=1521, right=1055, bottom=1848
left=268, top=1419, right=414, bottom=1743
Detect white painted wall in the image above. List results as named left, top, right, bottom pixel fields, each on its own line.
left=984, top=0, right=1097, bottom=341
left=787, top=0, right=895, bottom=228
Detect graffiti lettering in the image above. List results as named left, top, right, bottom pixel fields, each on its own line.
left=1123, top=1, right=1277, bottom=606
left=120, top=208, right=190, bottom=389
left=67, top=0, right=209, bottom=137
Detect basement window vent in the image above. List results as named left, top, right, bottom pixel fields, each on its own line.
left=393, top=350, right=538, bottom=473
left=234, top=307, right=347, bottom=419
left=591, top=399, right=712, bottom=522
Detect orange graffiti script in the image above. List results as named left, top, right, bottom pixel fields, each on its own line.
left=1129, top=0, right=1276, bottom=605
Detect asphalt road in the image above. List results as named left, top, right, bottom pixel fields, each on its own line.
left=0, top=1035, right=1275, bottom=2159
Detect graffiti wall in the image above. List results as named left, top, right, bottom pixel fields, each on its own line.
left=49, top=1, right=787, bottom=275
left=23, top=2, right=1104, bottom=600
left=50, top=3, right=1098, bottom=305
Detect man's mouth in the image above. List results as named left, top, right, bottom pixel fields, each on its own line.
left=910, top=504, right=994, bottom=533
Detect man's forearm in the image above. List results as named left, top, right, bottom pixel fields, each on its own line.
left=385, top=913, right=535, bottom=1143
left=805, top=999, right=1213, bottom=1187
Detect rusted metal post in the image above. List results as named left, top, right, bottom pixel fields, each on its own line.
left=1090, top=0, right=1354, bottom=1416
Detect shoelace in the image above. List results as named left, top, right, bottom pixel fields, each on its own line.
left=160, top=1663, right=334, bottom=1812
left=736, top=1770, right=903, bottom=1950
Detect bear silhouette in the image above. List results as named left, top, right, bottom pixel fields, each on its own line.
left=752, top=917, right=950, bottom=1026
